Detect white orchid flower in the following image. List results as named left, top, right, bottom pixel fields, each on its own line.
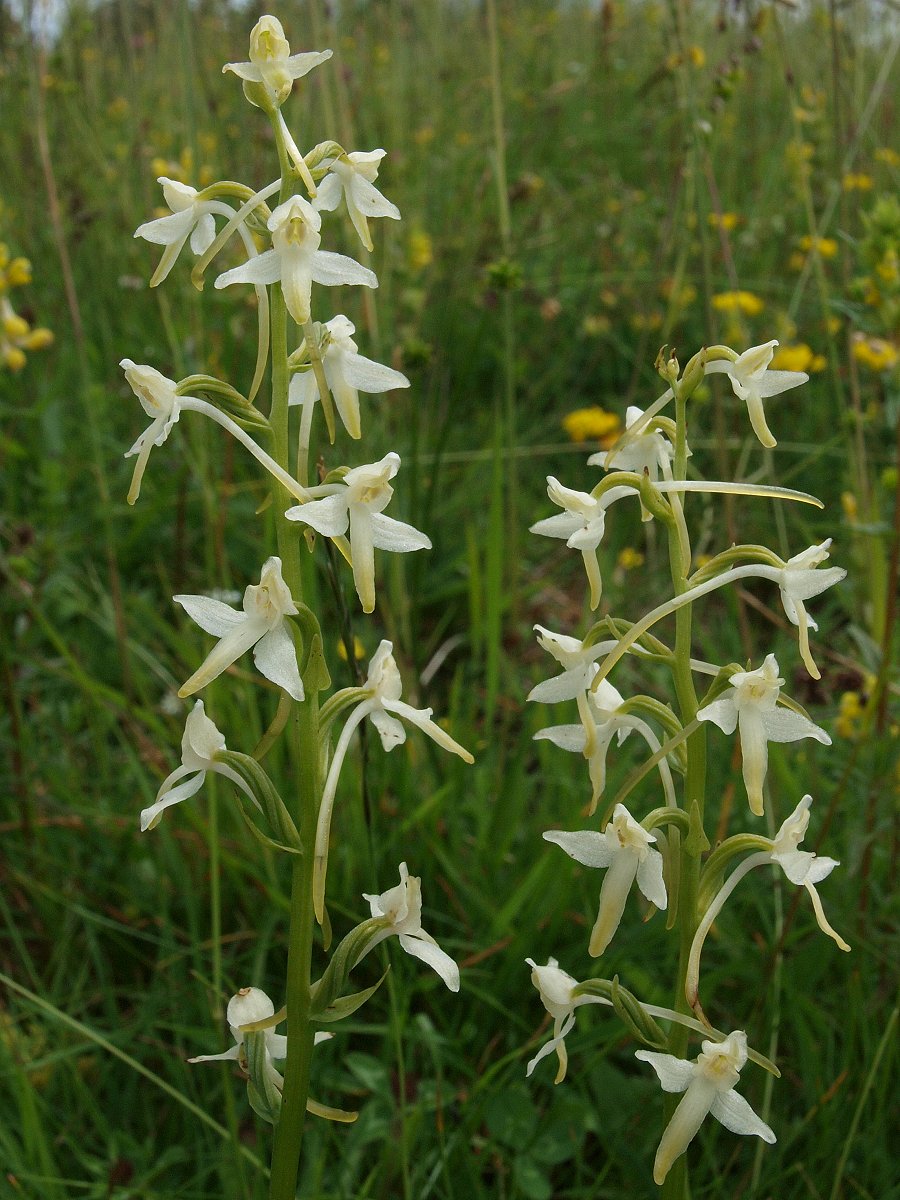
left=289, top=315, right=409, bottom=440
left=525, top=958, right=608, bottom=1083
left=704, top=340, right=807, bottom=448
left=140, top=700, right=256, bottom=831
left=134, top=177, right=236, bottom=287
left=359, top=862, right=460, bottom=992
left=589, top=404, right=677, bottom=479
left=189, top=986, right=337, bottom=1117
left=313, top=150, right=401, bottom=251
left=636, top=1031, right=775, bottom=1185
left=313, top=642, right=473, bottom=920
left=686, top=795, right=849, bottom=1011
left=535, top=680, right=675, bottom=814
left=544, top=804, right=667, bottom=957
left=214, top=195, right=376, bottom=327
left=530, top=477, right=638, bottom=609
left=223, top=16, right=332, bottom=108
left=175, top=556, right=304, bottom=700
left=776, top=540, right=845, bottom=679
left=121, top=359, right=310, bottom=506
left=285, top=452, right=429, bottom=613
left=698, top=654, right=831, bottom=816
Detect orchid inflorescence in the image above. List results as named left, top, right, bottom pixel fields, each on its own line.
left=525, top=343, right=849, bottom=1190
left=123, top=17, right=470, bottom=1195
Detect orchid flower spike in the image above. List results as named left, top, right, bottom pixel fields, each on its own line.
left=525, top=958, right=605, bottom=1083
left=140, top=701, right=256, bottom=831
left=544, top=804, right=667, bottom=957
left=223, top=16, right=332, bottom=109
left=313, top=641, right=473, bottom=921
left=588, top=404, right=678, bottom=482
left=686, top=795, right=849, bottom=1011
left=530, top=478, right=637, bottom=609
left=175, top=557, right=303, bottom=700
left=359, top=863, right=460, bottom=991
left=214, top=195, right=376, bottom=327
left=705, top=340, right=807, bottom=448
left=697, top=654, right=831, bottom=816
left=535, top=680, right=676, bottom=814
left=134, top=178, right=219, bottom=287
left=285, top=452, right=430, bottom=613
left=636, top=1031, right=775, bottom=1185
left=775, top=540, right=846, bottom=679
left=189, top=986, right=333, bottom=1114
left=289, top=315, right=409, bottom=440
left=314, top=150, right=401, bottom=252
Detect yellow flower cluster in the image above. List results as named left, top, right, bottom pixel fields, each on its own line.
left=851, top=334, right=898, bottom=373
left=562, top=405, right=621, bottom=445
left=708, top=212, right=740, bottom=232
left=770, top=344, right=827, bottom=373
left=842, top=173, right=874, bottom=192
left=798, top=235, right=838, bottom=259
left=711, top=290, right=764, bottom=317
left=0, top=242, right=53, bottom=372
left=835, top=692, right=863, bottom=739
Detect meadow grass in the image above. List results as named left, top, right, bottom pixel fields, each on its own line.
left=1, top=1, right=897, bottom=1197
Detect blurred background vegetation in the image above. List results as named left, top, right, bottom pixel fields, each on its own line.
left=0, top=1, right=897, bottom=1197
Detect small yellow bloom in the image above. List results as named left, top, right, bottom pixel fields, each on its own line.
left=562, top=406, right=621, bottom=445
left=687, top=45, right=706, bottom=68
left=24, top=328, right=53, bottom=351
left=6, top=257, right=32, bottom=287
left=852, top=334, right=898, bottom=372
left=841, top=491, right=858, bottom=522
left=835, top=691, right=863, bottom=739
left=770, top=344, right=826, bottom=373
left=337, top=635, right=366, bottom=662
left=2, top=345, right=26, bottom=371
left=3, top=312, right=29, bottom=339
left=824, top=316, right=842, bottom=336
left=581, top=314, right=611, bottom=336
left=617, top=547, right=645, bottom=571
left=798, top=235, right=838, bottom=259
left=711, top=290, right=764, bottom=317
left=788, top=252, right=806, bottom=272
left=708, top=212, right=740, bottom=232
left=843, top=173, right=874, bottom=192
left=407, top=230, right=433, bottom=272
left=875, top=147, right=900, bottom=168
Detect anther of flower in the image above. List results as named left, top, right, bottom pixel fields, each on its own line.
left=189, top=986, right=333, bottom=1110
left=530, top=477, right=638, bottom=609
left=697, top=653, right=831, bottom=816
left=140, top=700, right=256, bottom=831
left=359, top=862, right=460, bottom=991
left=121, top=359, right=311, bottom=505
left=214, top=195, right=377, bottom=327
left=704, top=340, right=808, bottom=449
left=544, top=804, right=667, bottom=957
left=313, top=641, right=473, bottom=921
left=174, top=556, right=304, bottom=700
left=285, top=452, right=430, bottom=613
left=636, top=1031, right=775, bottom=1186
left=313, top=150, right=401, bottom=252
left=223, top=16, right=332, bottom=109
left=776, top=540, right=846, bottom=679
left=685, top=795, right=849, bottom=1011
left=535, top=680, right=676, bottom=813
left=289, top=315, right=409, bottom=441
left=134, top=178, right=218, bottom=287
left=525, top=958, right=606, bottom=1083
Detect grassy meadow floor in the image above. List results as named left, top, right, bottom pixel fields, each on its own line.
left=1, top=1, right=898, bottom=1197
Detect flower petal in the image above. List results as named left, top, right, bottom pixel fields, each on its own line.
left=709, top=1088, right=776, bottom=1141
left=310, top=250, right=378, bottom=289
left=339, top=351, right=409, bottom=394
left=285, top=493, right=350, bottom=537
left=635, top=1049, right=694, bottom=1093
left=215, top=250, right=281, bottom=290
left=369, top=512, right=432, bottom=553
left=253, top=623, right=304, bottom=701
left=542, top=829, right=614, bottom=869
left=399, top=932, right=460, bottom=992
left=174, top=594, right=246, bottom=637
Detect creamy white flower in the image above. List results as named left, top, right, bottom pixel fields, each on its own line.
left=175, top=556, right=303, bottom=700
left=361, top=863, right=460, bottom=991
left=776, top=540, right=846, bottom=678
left=544, top=804, right=667, bottom=956
left=223, top=16, right=332, bottom=108
left=214, top=195, right=376, bottom=327
left=314, top=151, right=401, bottom=251
left=698, top=654, right=831, bottom=816
left=636, top=1031, right=775, bottom=1185
left=588, top=405, right=677, bottom=480
left=535, top=680, right=675, bottom=814
left=525, top=958, right=605, bottom=1083
left=134, top=178, right=218, bottom=286
left=530, top=477, right=637, bottom=609
left=705, top=340, right=807, bottom=448
left=289, top=315, right=409, bottom=440
left=140, top=701, right=255, bottom=831
left=285, top=452, right=429, bottom=613
left=527, top=626, right=609, bottom=704
left=686, top=795, right=849, bottom=1011
left=313, top=641, right=473, bottom=921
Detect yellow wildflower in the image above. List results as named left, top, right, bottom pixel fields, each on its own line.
left=798, top=235, right=838, bottom=259
left=617, top=547, right=645, bottom=571
left=407, top=230, right=433, bottom=271
left=687, top=45, right=706, bottom=68
left=875, top=147, right=900, bottom=169
left=770, top=344, right=826, bottom=373
left=6, top=257, right=32, bottom=287
left=852, top=334, right=898, bottom=372
left=2, top=345, right=26, bottom=371
left=841, top=491, right=858, bottom=522
left=562, top=406, right=621, bottom=445
left=708, top=212, right=740, bottom=232
left=842, top=173, right=874, bottom=192
left=835, top=691, right=863, bottom=739
left=711, top=290, right=764, bottom=317
left=824, top=316, right=842, bottom=336
left=581, top=314, right=611, bottom=336
left=337, top=635, right=366, bottom=662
